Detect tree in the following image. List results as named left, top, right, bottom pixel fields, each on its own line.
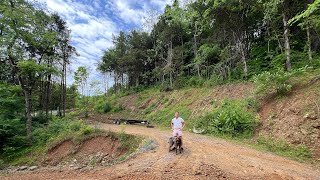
left=0, top=0, right=63, bottom=142
left=74, top=66, right=89, bottom=116
left=97, top=0, right=320, bottom=91
left=289, top=0, right=320, bottom=62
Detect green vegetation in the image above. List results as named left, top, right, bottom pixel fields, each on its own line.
left=256, top=136, right=312, bottom=161
left=193, top=99, right=257, bottom=137
left=0, top=0, right=77, bottom=142
left=1, top=0, right=320, bottom=168
left=1, top=115, right=142, bottom=167
left=252, top=67, right=309, bottom=97
left=94, top=100, right=112, bottom=113
left=2, top=116, right=93, bottom=165
left=117, top=125, right=142, bottom=153
left=97, top=0, right=320, bottom=94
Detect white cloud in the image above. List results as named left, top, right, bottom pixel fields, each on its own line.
left=38, top=0, right=175, bottom=92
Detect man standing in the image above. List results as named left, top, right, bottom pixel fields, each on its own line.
left=171, top=112, right=186, bottom=138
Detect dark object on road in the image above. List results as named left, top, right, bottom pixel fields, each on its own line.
left=175, top=136, right=183, bottom=154
left=168, top=137, right=175, bottom=152
left=109, top=118, right=154, bottom=128
left=168, top=137, right=183, bottom=154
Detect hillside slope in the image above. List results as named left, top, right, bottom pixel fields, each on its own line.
left=258, top=80, right=320, bottom=158
left=105, top=80, right=320, bottom=159
left=109, top=82, right=254, bottom=122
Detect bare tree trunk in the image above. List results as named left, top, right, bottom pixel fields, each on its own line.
left=307, top=25, right=313, bottom=62
left=136, top=76, right=139, bottom=87
left=59, top=75, right=63, bottom=117
left=114, top=72, right=117, bottom=94
left=103, top=73, right=107, bottom=95
left=39, top=79, right=43, bottom=112
left=162, top=74, right=165, bottom=86
left=167, top=37, right=173, bottom=88
left=306, top=0, right=314, bottom=62
left=24, top=89, right=33, bottom=143
left=63, top=60, right=66, bottom=116
left=169, top=72, right=172, bottom=88
left=282, top=4, right=292, bottom=71
left=193, top=26, right=200, bottom=77
left=267, top=25, right=270, bottom=54
left=242, top=55, right=248, bottom=77
left=181, top=37, right=184, bottom=63
left=120, top=73, right=124, bottom=91
left=45, top=74, right=51, bottom=116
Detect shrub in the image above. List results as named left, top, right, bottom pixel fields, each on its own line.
left=194, top=99, right=257, bottom=136
left=203, top=75, right=224, bottom=87
left=112, top=104, right=123, bottom=112
left=103, top=103, right=112, bottom=113
left=80, top=126, right=94, bottom=135
left=252, top=70, right=292, bottom=96
left=160, top=85, right=173, bottom=92
left=186, top=76, right=205, bottom=87
left=33, top=112, right=52, bottom=125
left=0, top=159, right=4, bottom=169
left=94, top=100, right=112, bottom=113
left=252, top=67, right=308, bottom=97
left=0, top=118, right=27, bottom=153
left=2, top=117, right=93, bottom=163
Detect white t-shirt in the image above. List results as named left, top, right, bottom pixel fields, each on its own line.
left=172, top=117, right=184, bottom=129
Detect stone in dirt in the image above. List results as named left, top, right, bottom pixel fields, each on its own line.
left=18, top=166, right=28, bottom=171
left=29, top=166, right=38, bottom=171
left=73, top=166, right=82, bottom=170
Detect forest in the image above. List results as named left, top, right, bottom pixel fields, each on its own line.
left=0, top=0, right=78, bottom=161
left=0, top=0, right=320, bottom=169
left=98, top=0, right=320, bottom=92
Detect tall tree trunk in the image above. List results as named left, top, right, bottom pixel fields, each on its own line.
left=282, top=3, right=292, bottom=71
left=59, top=75, right=63, bottom=117
left=162, top=74, right=165, bottom=86
left=306, top=0, right=313, bottom=63
left=24, top=89, right=33, bottom=143
left=307, top=25, right=312, bottom=62
left=63, top=60, right=66, bottom=116
left=193, top=31, right=198, bottom=57
left=103, top=73, right=107, bottom=96
left=121, top=73, right=124, bottom=90
left=39, top=79, right=43, bottom=112
left=242, top=55, right=248, bottom=77
left=169, top=72, right=172, bottom=88
left=45, top=74, right=51, bottom=116
left=193, top=26, right=200, bottom=77
left=168, top=37, right=173, bottom=88
left=8, top=53, right=34, bottom=143
left=114, top=72, right=117, bottom=94
left=136, top=76, right=139, bottom=87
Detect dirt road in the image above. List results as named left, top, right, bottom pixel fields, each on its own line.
left=3, top=123, right=320, bottom=180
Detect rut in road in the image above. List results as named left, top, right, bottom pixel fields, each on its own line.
left=2, top=123, right=320, bottom=180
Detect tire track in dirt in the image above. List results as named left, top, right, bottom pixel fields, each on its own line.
left=2, top=123, right=319, bottom=180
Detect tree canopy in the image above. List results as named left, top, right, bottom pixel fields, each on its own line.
left=98, top=0, right=320, bottom=91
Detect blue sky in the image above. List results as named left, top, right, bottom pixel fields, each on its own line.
left=38, top=0, right=175, bottom=93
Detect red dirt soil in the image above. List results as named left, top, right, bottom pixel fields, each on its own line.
left=258, top=81, right=320, bottom=158
left=47, top=140, right=74, bottom=165
left=76, top=136, right=123, bottom=156
left=3, top=123, right=319, bottom=180
left=45, top=136, right=125, bottom=166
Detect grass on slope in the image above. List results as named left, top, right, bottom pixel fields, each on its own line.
left=1, top=113, right=142, bottom=167
left=100, top=68, right=320, bottom=165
